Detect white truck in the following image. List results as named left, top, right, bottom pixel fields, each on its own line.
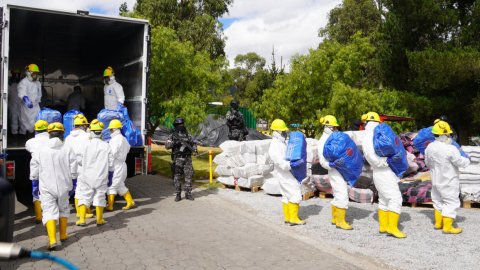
left=0, top=4, right=151, bottom=205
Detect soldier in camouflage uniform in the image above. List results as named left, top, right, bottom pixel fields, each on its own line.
left=165, top=117, right=198, bottom=202
left=226, top=99, right=248, bottom=141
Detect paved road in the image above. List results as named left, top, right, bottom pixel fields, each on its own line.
left=1, top=175, right=368, bottom=270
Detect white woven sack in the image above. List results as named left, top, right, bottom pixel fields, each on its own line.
left=254, top=140, right=271, bottom=155
left=237, top=175, right=265, bottom=188
left=241, top=142, right=256, bottom=154
left=214, top=165, right=232, bottom=176
left=233, top=163, right=263, bottom=178
left=306, top=146, right=319, bottom=163
left=219, top=141, right=241, bottom=152
left=261, top=164, right=274, bottom=175
left=217, top=176, right=235, bottom=186
left=462, top=146, right=480, bottom=154
left=459, top=164, right=480, bottom=175
left=243, top=152, right=257, bottom=164
left=227, top=155, right=245, bottom=167
left=212, top=153, right=228, bottom=166
left=262, top=177, right=281, bottom=195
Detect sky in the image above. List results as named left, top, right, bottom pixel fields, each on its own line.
left=2, top=0, right=341, bottom=71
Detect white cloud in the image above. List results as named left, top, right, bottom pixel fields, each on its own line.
left=0, top=0, right=136, bottom=16
left=223, top=0, right=341, bottom=71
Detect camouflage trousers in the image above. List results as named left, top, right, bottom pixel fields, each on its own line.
left=228, top=129, right=245, bottom=141
left=173, top=156, right=194, bottom=195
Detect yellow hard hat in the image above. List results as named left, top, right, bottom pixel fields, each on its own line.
left=362, top=112, right=381, bottom=122
left=270, top=119, right=289, bottom=131
left=89, top=119, right=104, bottom=131
left=434, top=119, right=440, bottom=124
left=103, top=66, right=114, bottom=77
left=34, top=120, right=49, bottom=131
left=108, top=119, right=123, bottom=129
left=432, top=121, right=453, bottom=135
left=73, top=114, right=89, bottom=125
left=319, top=115, right=339, bottom=127
left=25, top=64, right=40, bottom=73
left=48, top=122, right=65, bottom=133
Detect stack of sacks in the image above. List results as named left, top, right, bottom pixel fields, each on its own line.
left=399, top=132, right=419, bottom=156
left=309, top=174, right=333, bottom=194
left=349, top=176, right=377, bottom=203
left=214, top=140, right=276, bottom=190
left=459, top=146, right=480, bottom=200
left=401, top=180, right=433, bottom=203
left=254, top=140, right=279, bottom=194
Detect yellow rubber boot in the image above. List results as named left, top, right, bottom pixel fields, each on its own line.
left=96, top=207, right=105, bottom=227
left=46, top=220, right=58, bottom=250
left=75, top=199, right=80, bottom=218
left=434, top=210, right=443, bottom=230
left=288, top=203, right=306, bottom=226
left=106, top=194, right=115, bottom=211
left=86, top=207, right=94, bottom=218
left=331, top=205, right=337, bottom=225
left=122, top=191, right=135, bottom=210
left=76, top=205, right=87, bottom=226
left=283, top=203, right=290, bottom=225
left=378, top=209, right=389, bottom=234
left=34, top=201, right=42, bottom=224
left=442, top=217, right=462, bottom=234
left=59, top=217, right=68, bottom=243
left=387, top=211, right=407, bottom=238
left=335, top=208, right=353, bottom=230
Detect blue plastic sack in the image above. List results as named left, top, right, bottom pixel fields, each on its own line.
left=323, top=132, right=363, bottom=186
left=97, top=109, right=124, bottom=142
left=286, top=131, right=307, bottom=183
left=120, top=108, right=143, bottom=147
left=413, top=126, right=466, bottom=157
left=373, top=123, right=409, bottom=178
left=36, top=108, right=62, bottom=124
left=63, top=109, right=83, bottom=138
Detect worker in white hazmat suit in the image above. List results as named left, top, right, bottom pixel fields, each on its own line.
left=26, top=120, right=50, bottom=224
left=269, top=119, right=305, bottom=226
left=64, top=114, right=94, bottom=219
left=30, top=122, right=77, bottom=250
left=75, top=119, right=114, bottom=227
left=318, top=115, right=352, bottom=230
left=362, top=112, right=406, bottom=238
left=106, top=119, right=135, bottom=211
left=8, top=68, right=23, bottom=136
left=17, top=64, right=42, bottom=137
left=67, top=86, right=86, bottom=111
left=103, top=66, right=125, bottom=111
left=425, top=121, right=470, bottom=234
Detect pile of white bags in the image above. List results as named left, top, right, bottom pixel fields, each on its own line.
left=459, top=146, right=480, bottom=201
left=214, top=140, right=275, bottom=189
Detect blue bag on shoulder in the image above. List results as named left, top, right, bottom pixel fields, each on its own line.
left=373, top=123, right=409, bottom=178
left=286, top=131, right=307, bottom=183
left=413, top=126, right=466, bottom=157
left=323, top=132, right=363, bottom=186
left=97, top=109, right=124, bottom=142
left=63, top=109, right=83, bottom=138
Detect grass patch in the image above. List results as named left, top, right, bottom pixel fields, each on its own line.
left=151, top=144, right=223, bottom=181
left=194, top=182, right=223, bottom=189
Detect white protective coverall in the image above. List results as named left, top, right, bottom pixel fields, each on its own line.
left=107, top=129, right=131, bottom=196
left=103, top=75, right=125, bottom=110
left=269, top=131, right=302, bottom=204
left=425, top=137, right=470, bottom=218
left=362, top=121, right=403, bottom=214
left=30, top=138, right=77, bottom=224
left=76, top=136, right=114, bottom=208
left=8, top=82, right=22, bottom=134
left=318, top=127, right=349, bottom=209
left=64, top=129, right=90, bottom=178
left=26, top=132, right=50, bottom=203
left=67, top=89, right=86, bottom=111
left=17, top=77, right=42, bottom=134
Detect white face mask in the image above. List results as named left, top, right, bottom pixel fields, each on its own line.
left=324, top=126, right=335, bottom=134
left=438, top=135, right=452, bottom=144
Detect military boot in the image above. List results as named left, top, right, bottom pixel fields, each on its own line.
left=175, top=194, right=182, bottom=202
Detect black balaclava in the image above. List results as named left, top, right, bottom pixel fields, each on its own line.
left=49, top=131, right=64, bottom=141
left=174, top=124, right=187, bottom=133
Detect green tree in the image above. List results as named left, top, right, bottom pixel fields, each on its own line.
left=230, top=52, right=266, bottom=103
left=119, top=2, right=129, bottom=16
left=319, top=0, right=381, bottom=44
left=132, top=0, right=233, bottom=59
left=147, top=26, right=231, bottom=135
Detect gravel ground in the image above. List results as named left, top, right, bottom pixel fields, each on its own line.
left=217, top=188, right=480, bottom=270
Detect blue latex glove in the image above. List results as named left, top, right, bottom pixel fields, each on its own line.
left=362, top=156, right=366, bottom=163
left=334, top=158, right=345, bottom=167
left=328, top=162, right=337, bottom=168
left=39, top=102, right=41, bottom=109
left=69, top=179, right=77, bottom=196
left=108, top=171, right=114, bottom=187
left=387, top=152, right=402, bottom=163
left=32, top=180, right=39, bottom=199
left=23, top=96, right=33, bottom=108
left=115, top=102, right=123, bottom=112
left=0, top=153, right=7, bottom=159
